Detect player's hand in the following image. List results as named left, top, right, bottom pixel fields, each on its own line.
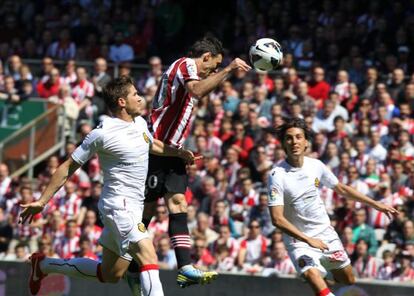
left=228, top=58, right=252, bottom=72
left=19, top=201, right=45, bottom=224
left=306, top=237, right=329, bottom=252
left=374, top=202, right=399, bottom=219
left=178, top=149, right=202, bottom=164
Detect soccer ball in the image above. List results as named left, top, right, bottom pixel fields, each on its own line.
left=249, top=38, right=283, bottom=71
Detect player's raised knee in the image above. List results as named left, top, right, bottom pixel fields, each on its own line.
left=303, top=268, right=322, bottom=281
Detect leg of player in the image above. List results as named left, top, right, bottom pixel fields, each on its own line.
left=129, top=238, right=164, bottom=296
left=28, top=247, right=129, bottom=295
left=165, top=192, right=218, bottom=288
left=125, top=201, right=158, bottom=295
left=303, top=268, right=335, bottom=296
left=331, top=265, right=356, bottom=285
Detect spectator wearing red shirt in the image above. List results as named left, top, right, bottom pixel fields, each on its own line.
left=191, top=236, right=215, bottom=270
left=37, top=67, right=61, bottom=99
left=223, top=122, right=254, bottom=166
left=308, top=67, right=330, bottom=108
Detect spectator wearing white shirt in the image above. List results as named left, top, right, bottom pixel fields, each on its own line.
left=109, top=31, right=134, bottom=63
left=368, top=131, right=387, bottom=163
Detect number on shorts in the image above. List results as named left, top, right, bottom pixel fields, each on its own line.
left=147, top=175, right=158, bottom=189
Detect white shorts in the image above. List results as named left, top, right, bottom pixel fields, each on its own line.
left=98, top=205, right=149, bottom=261
left=286, top=229, right=350, bottom=277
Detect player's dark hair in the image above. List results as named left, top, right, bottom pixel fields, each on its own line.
left=102, top=76, right=135, bottom=112
left=276, top=117, right=312, bottom=142
left=188, top=36, right=224, bottom=58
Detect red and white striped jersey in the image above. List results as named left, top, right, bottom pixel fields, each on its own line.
left=55, top=236, right=80, bottom=259
left=71, top=80, right=94, bottom=104
left=368, top=193, right=403, bottom=228
left=210, top=237, right=240, bottom=259
left=353, top=256, right=378, bottom=278
left=10, top=202, right=42, bottom=238
left=377, top=263, right=396, bottom=280
left=52, top=193, right=82, bottom=220
left=150, top=57, right=200, bottom=149
left=393, top=267, right=414, bottom=282
left=240, top=235, right=267, bottom=265
left=267, top=255, right=296, bottom=275
left=82, top=225, right=102, bottom=248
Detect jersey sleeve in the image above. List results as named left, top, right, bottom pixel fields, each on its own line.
left=136, top=116, right=154, bottom=143
left=180, top=59, right=200, bottom=82
left=268, top=169, right=285, bottom=207
left=319, top=160, right=339, bottom=189
left=71, top=129, right=103, bottom=165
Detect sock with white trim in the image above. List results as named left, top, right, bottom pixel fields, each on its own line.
left=140, top=264, right=163, bottom=296
left=168, top=213, right=191, bottom=268
left=40, top=257, right=102, bottom=282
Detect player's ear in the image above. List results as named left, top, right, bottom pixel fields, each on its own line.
left=117, top=97, right=126, bottom=108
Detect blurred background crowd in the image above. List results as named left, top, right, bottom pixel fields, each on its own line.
left=0, top=0, right=413, bottom=283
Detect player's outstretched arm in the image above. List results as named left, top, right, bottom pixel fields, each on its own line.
left=186, top=58, right=251, bottom=99
left=150, top=139, right=201, bottom=164
left=334, top=183, right=399, bottom=219
left=19, top=157, right=81, bottom=224
left=269, top=206, right=328, bottom=251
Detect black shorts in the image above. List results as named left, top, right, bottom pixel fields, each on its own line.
left=145, top=154, right=188, bottom=202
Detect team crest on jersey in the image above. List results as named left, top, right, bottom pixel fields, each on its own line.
left=137, top=223, right=146, bottom=233
left=314, top=178, right=320, bottom=188
left=270, top=188, right=279, bottom=201
left=143, top=132, right=150, bottom=143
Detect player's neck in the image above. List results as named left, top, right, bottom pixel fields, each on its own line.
left=114, top=110, right=134, bottom=122
left=286, top=155, right=304, bottom=168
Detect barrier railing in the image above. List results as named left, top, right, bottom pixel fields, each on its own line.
left=0, top=101, right=66, bottom=178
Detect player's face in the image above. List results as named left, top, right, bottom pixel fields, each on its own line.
left=283, top=127, right=308, bottom=157
left=124, top=85, right=144, bottom=117
left=200, top=53, right=223, bottom=78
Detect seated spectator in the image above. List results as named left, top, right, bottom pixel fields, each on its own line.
left=73, top=236, right=98, bottom=260
left=352, top=208, right=378, bottom=256
left=312, top=99, right=336, bottom=133
left=248, top=193, right=274, bottom=237
left=71, top=67, right=94, bottom=118
left=109, top=31, right=134, bottom=63
left=62, top=59, right=77, bottom=85
left=213, top=244, right=235, bottom=272
left=0, top=75, right=20, bottom=103
left=47, top=28, right=76, bottom=60
left=36, top=67, right=61, bottom=99
left=307, top=67, right=330, bottom=108
left=262, top=241, right=295, bottom=276
left=210, top=224, right=240, bottom=262
left=351, top=239, right=379, bottom=279
left=377, top=250, right=396, bottom=280
left=237, top=219, right=267, bottom=274
left=0, top=163, right=11, bottom=203
left=191, top=236, right=215, bottom=271
left=209, top=199, right=237, bottom=236
left=81, top=210, right=102, bottom=253
left=156, top=236, right=177, bottom=270
left=38, top=234, right=59, bottom=258
left=54, top=219, right=80, bottom=259
left=148, top=205, right=169, bottom=243
left=191, top=212, right=218, bottom=245
left=341, top=226, right=355, bottom=256
left=391, top=251, right=414, bottom=282
left=51, top=180, right=82, bottom=221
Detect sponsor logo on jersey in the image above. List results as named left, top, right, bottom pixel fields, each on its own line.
left=137, top=222, right=146, bottom=233
left=143, top=132, right=150, bottom=143
left=314, top=178, right=320, bottom=188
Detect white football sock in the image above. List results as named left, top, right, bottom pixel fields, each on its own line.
left=140, top=267, right=163, bottom=296
left=40, top=257, right=101, bottom=282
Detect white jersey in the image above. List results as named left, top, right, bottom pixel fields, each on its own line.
left=72, top=116, right=153, bottom=212
left=268, top=157, right=339, bottom=244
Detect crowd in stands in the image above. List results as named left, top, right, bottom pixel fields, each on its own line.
left=0, top=0, right=413, bottom=284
